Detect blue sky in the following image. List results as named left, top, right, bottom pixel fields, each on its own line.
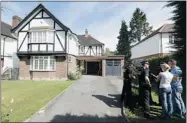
left=2, top=1, right=174, bottom=51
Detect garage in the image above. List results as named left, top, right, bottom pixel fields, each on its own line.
left=87, top=61, right=101, bottom=75
left=105, top=60, right=121, bottom=76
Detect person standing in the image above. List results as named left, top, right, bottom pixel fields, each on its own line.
left=139, top=61, right=153, bottom=119
left=168, top=59, right=186, bottom=118
left=121, top=62, right=135, bottom=108
left=156, top=63, right=173, bottom=119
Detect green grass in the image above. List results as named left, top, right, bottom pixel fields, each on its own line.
left=1, top=80, right=74, bottom=122
left=125, top=87, right=162, bottom=119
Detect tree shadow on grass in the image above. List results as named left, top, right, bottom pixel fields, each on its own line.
left=50, top=114, right=129, bottom=122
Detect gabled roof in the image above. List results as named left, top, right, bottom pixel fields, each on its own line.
left=1, top=21, right=17, bottom=39
left=77, top=35, right=104, bottom=46
left=11, top=4, right=76, bottom=35
left=131, top=24, right=175, bottom=48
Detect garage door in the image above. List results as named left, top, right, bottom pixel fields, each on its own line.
left=105, top=60, right=121, bottom=76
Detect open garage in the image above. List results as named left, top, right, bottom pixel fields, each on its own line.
left=76, top=56, right=124, bottom=77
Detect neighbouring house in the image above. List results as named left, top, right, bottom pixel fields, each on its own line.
left=131, top=24, right=176, bottom=60
left=1, top=21, right=20, bottom=79
left=11, top=4, right=124, bottom=80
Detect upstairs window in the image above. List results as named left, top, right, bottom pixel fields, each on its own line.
left=169, top=34, right=175, bottom=44
left=79, top=46, right=84, bottom=54
left=30, top=30, right=54, bottom=43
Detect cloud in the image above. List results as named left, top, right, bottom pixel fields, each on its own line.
left=86, top=2, right=174, bottom=51
left=60, top=2, right=99, bottom=28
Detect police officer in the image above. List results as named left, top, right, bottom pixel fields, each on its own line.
left=121, top=62, right=135, bottom=108
left=139, top=61, right=153, bottom=119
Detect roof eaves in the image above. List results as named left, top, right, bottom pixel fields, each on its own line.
left=11, top=4, right=43, bottom=33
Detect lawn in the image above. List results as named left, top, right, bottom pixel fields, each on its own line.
left=1, top=80, right=74, bottom=122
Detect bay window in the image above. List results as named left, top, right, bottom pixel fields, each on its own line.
left=29, top=30, right=54, bottom=43
left=30, top=56, right=56, bottom=71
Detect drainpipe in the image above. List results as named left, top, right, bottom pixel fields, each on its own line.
left=160, top=33, right=163, bottom=57
left=2, top=36, right=7, bottom=68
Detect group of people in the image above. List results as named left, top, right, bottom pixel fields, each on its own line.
left=121, top=59, right=186, bottom=120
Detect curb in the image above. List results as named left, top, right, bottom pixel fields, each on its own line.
left=24, top=80, right=77, bottom=122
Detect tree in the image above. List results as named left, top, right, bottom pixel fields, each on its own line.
left=129, top=8, right=153, bottom=43
left=166, top=1, right=186, bottom=94
left=104, top=48, right=116, bottom=56
left=116, top=20, right=131, bottom=62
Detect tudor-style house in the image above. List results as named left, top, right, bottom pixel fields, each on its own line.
left=11, top=4, right=124, bottom=80
left=131, top=23, right=176, bottom=60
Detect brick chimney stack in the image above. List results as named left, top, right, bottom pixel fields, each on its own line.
left=85, top=29, right=88, bottom=37
left=12, top=16, right=22, bottom=28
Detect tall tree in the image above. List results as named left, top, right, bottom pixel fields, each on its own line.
left=166, top=1, right=186, bottom=93
left=129, top=8, right=153, bottom=43
left=116, top=20, right=131, bottom=62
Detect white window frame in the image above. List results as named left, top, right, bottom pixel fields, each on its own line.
left=79, top=46, right=84, bottom=53
left=30, top=56, right=56, bottom=71
left=169, top=34, right=175, bottom=44
left=29, top=29, right=54, bottom=43
left=68, top=56, right=72, bottom=63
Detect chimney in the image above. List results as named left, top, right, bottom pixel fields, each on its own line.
left=12, top=16, right=22, bottom=28
left=85, top=29, right=88, bottom=37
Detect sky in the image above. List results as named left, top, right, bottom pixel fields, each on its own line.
left=1, top=1, right=174, bottom=51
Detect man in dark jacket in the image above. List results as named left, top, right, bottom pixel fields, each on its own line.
left=121, top=62, right=135, bottom=108
left=139, top=61, right=153, bottom=119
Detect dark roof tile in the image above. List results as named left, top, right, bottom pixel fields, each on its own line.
left=77, top=35, right=104, bottom=46
left=1, top=22, right=16, bottom=39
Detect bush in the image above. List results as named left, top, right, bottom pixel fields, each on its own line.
left=148, top=55, right=170, bottom=74
left=68, top=67, right=82, bottom=80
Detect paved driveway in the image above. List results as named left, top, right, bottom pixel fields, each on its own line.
left=27, top=75, right=128, bottom=122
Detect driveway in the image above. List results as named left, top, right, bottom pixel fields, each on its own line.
left=27, top=75, right=128, bottom=122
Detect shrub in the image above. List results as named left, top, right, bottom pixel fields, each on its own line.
left=148, top=55, right=170, bottom=74
left=68, top=67, right=82, bottom=80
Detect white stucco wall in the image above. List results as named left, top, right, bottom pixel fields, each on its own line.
left=1, top=36, right=19, bottom=70
left=78, top=46, right=103, bottom=56
left=131, top=34, right=160, bottom=59
left=67, top=33, right=79, bottom=55
left=161, top=33, right=176, bottom=53
left=17, top=9, right=66, bottom=52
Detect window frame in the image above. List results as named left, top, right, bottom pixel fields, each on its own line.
left=79, top=46, right=84, bottom=54
left=169, top=34, right=175, bottom=44
left=30, top=56, right=56, bottom=71
left=29, top=29, right=55, bottom=44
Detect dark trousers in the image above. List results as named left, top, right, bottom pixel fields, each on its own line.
left=143, top=86, right=151, bottom=115
left=121, top=79, right=132, bottom=107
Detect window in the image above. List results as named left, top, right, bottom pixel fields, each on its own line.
left=30, top=30, right=54, bottom=43
left=169, top=34, right=175, bottom=44
left=30, top=56, right=56, bottom=71
left=68, top=56, right=72, bottom=63
left=80, top=46, right=84, bottom=53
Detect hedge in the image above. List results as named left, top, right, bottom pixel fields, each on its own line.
left=148, top=54, right=186, bottom=102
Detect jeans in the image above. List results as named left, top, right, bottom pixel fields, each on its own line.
left=172, top=87, right=186, bottom=117
left=160, top=87, right=173, bottom=118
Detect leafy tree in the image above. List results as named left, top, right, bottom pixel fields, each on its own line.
left=129, top=8, right=153, bottom=43
left=116, top=20, right=131, bottom=62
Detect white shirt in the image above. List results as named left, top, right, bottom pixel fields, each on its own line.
left=158, top=71, right=174, bottom=88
